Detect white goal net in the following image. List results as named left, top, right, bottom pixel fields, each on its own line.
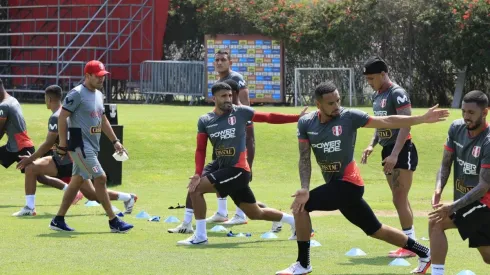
left=294, top=68, right=355, bottom=107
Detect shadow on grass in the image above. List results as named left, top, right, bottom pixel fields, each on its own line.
left=338, top=255, right=406, bottom=266
left=37, top=231, right=111, bottom=238
left=178, top=239, right=289, bottom=249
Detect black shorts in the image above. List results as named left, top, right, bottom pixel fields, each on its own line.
left=0, top=145, right=35, bottom=173
left=452, top=201, right=490, bottom=248
left=381, top=139, right=418, bottom=171
left=52, top=155, right=73, bottom=179
left=304, top=180, right=382, bottom=235
left=206, top=167, right=255, bottom=206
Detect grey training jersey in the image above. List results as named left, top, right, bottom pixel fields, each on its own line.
left=372, top=84, right=411, bottom=146
left=48, top=108, right=71, bottom=165
left=218, top=70, right=247, bottom=89
left=0, top=96, right=34, bottom=152
left=198, top=105, right=254, bottom=171
left=297, top=108, right=371, bottom=186
left=445, top=119, right=490, bottom=204
left=62, top=84, right=105, bottom=152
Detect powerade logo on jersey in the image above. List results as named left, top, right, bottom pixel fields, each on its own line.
left=456, top=157, right=477, bottom=175
left=311, top=140, right=341, bottom=153
left=210, top=128, right=236, bottom=140
left=374, top=111, right=388, bottom=116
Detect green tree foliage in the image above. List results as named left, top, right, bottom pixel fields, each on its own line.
left=164, top=0, right=490, bottom=106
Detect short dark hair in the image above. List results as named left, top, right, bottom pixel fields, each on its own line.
left=314, top=81, right=337, bottom=100
left=463, top=90, right=488, bottom=109
left=363, top=56, right=389, bottom=75
left=211, top=82, right=232, bottom=95
left=45, top=85, right=62, bottom=100
left=222, top=79, right=239, bottom=94
left=215, top=50, right=231, bottom=60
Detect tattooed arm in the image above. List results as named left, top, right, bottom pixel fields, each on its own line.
left=435, top=149, right=454, bottom=193
left=449, top=168, right=490, bottom=213
left=298, top=141, right=312, bottom=190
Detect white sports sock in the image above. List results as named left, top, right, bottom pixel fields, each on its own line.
left=280, top=213, right=295, bottom=226
left=62, top=185, right=68, bottom=191
left=117, top=192, right=131, bottom=201
left=26, top=195, right=35, bottom=209
left=431, top=264, right=445, bottom=275
left=403, top=226, right=416, bottom=240
left=195, top=219, right=207, bottom=240
left=235, top=207, right=246, bottom=219
left=184, top=208, right=194, bottom=224
left=217, top=198, right=228, bottom=216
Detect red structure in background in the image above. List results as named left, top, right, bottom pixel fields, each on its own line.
left=7, top=0, right=168, bottom=85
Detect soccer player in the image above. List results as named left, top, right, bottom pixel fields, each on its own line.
left=276, top=81, right=449, bottom=275
left=168, top=79, right=302, bottom=234
left=177, top=82, right=305, bottom=245
left=205, top=50, right=256, bottom=225
left=0, top=78, right=36, bottom=171
left=48, top=60, right=133, bottom=233
left=428, top=90, right=490, bottom=275
left=361, top=56, right=419, bottom=257
left=12, top=85, right=137, bottom=217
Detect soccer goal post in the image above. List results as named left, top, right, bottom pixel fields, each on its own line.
left=294, top=67, right=355, bottom=107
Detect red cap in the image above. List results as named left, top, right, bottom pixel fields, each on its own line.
left=84, top=60, right=110, bottom=77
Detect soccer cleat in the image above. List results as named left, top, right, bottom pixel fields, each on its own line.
left=271, top=221, right=283, bottom=233
left=276, top=262, right=312, bottom=275
left=177, top=234, right=208, bottom=246
left=123, top=194, right=138, bottom=214
left=12, top=206, right=36, bottom=217
left=49, top=217, right=75, bottom=231
left=205, top=212, right=228, bottom=223
left=411, top=256, right=431, bottom=274
left=389, top=248, right=417, bottom=258
left=222, top=214, right=247, bottom=225
left=71, top=191, right=84, bottom=205
left=109, top=217, right=134, bottom=233
left=167, top=222, right=194, bottom=234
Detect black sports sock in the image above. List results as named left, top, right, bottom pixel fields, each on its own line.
left=404, top=237, right=429, bottom=258
left=296, top=241, right=310, bottom=268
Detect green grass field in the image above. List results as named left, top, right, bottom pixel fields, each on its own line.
left=0, top=104, right=486, bottom=275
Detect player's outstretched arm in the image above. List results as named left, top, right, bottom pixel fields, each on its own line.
left=364, top=104, right=449, bottom=129
left=432, top=149, right=454, bottom=206
left=252, top=106, right=308, bottom=124
left=361, top=130, right=378, bottom=164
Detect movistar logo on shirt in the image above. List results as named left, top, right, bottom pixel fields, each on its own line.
left=0, top=110, right=3, bottom=116
left=397, top=95, right=408, bottom=104
left=65, top=97, right=74, bottom=105
left=311, top=140, right=341, bottom=153
left=49, top=124, right=57, bottom=130
left=210, top=128, right=236, bottom=140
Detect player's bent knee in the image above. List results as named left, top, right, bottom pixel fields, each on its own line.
left=24, top=163, right=37, bottom=175
left=93, top=174, right=107, bottom=184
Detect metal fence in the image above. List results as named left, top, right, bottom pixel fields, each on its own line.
left=140, top=60, right=206, bottom=104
